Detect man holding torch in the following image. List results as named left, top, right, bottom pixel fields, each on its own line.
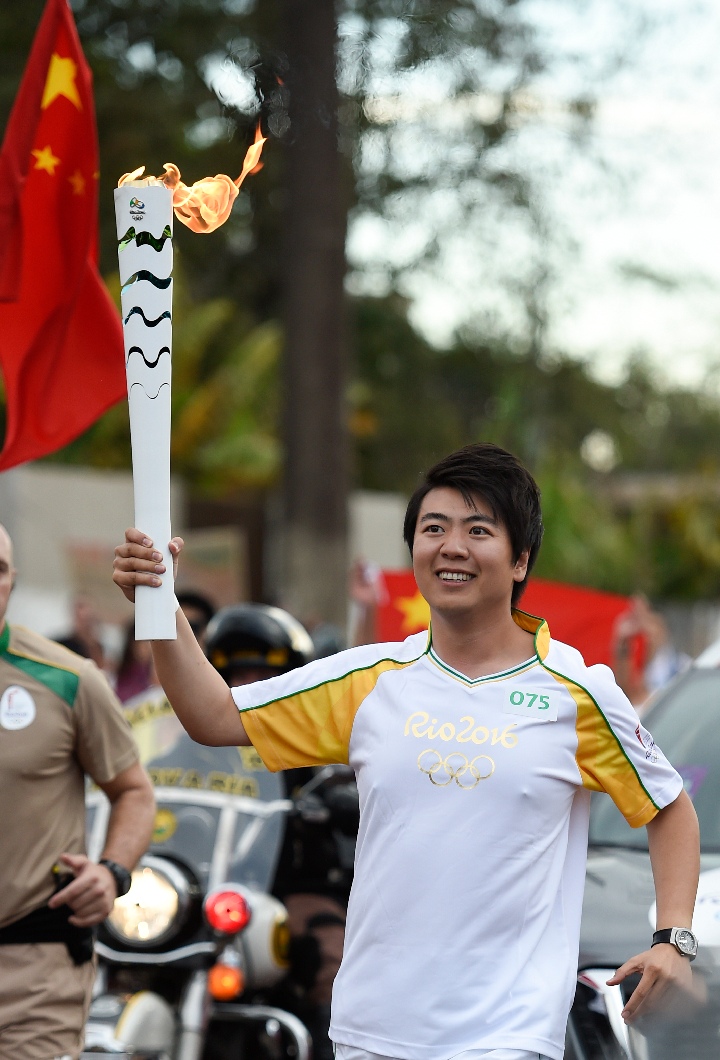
left=114, top=441, right=700, bottom=1060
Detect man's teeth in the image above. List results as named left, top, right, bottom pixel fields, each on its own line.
left=438, top=572, right=472, bottom=581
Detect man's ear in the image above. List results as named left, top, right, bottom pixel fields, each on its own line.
left=512, top=550, right=530, bottom=581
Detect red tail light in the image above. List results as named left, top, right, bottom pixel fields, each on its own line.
left=204, top=890, right=252, bottom=935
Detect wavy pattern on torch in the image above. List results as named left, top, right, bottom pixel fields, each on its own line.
left=129, top=381, right=171, bottom=401
left=118, top=225, right=173, bottom=252
left=123, top=307, right=172, bottom=327
left=121, top=270, right=172, bottom=294
left=127, top=346, right=171, bottom=369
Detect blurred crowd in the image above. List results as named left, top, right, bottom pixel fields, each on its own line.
left=50, top=590, right=219, bottom=704
left=611, top=594, right=690, bottom=714
left=52, top=585, right=358, bottom=706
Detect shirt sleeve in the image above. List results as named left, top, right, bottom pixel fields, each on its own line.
left=73, top=660, right=140, bottom=784
left=576, top=663, right=683, bottom=828
left=232, top=642, right=418, bottom=771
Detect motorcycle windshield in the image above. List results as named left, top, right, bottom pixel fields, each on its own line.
left=119, top=687, right=286, bottom=892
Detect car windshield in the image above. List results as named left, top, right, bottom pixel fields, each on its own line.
left=589, top=668, right=720, bottom=852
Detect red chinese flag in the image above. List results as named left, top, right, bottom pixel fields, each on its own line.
left=377, top=571, right=635, bottom=668
left=520, top=577, right=634, bottom=667
left=0, top=0, right=125, bottom=470
left=376, top=570, right=430, bottom=642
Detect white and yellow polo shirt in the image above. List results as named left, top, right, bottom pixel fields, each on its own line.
left=232, top=610, right=682, bottom=1060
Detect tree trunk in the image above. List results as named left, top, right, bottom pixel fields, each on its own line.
left=280, top=0, right=348, bottom=629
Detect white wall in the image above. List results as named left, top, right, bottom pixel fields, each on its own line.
left=349, top=490, right=409, bottom=570
left=0, top=465, right=185, bottom=639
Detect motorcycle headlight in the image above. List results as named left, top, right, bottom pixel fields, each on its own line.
left=106, top=855, right=192, bottom=947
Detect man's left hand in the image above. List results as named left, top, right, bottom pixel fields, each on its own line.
left=608, top=944, right=701, bottom=1024
left=47, top=852, right=117, bottom=927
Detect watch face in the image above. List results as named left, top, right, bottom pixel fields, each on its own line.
left=675, top=929, right=697, bottom=955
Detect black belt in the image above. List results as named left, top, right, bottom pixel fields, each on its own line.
left=0, top=903, right=94, bottom=965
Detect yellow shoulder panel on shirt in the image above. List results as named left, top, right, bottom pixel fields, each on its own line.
left=546, top=668, right=659, bottom=828
left=241, top=656, right=415, bottom=771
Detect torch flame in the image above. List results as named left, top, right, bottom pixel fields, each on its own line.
left=119, top=165, right=148, bottom=185
left=236, top=122, right=267, bottom=185
left=117, top=123, right=267, bottom=234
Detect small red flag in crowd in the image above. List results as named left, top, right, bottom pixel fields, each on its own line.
left=0, top=0, right=125, bottom=471
left=377, top=571, right=633, bottom=668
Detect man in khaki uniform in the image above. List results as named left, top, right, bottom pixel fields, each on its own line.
left=0, top=525, right=155, bottom=1060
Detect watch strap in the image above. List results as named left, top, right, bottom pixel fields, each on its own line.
left=99, top=858, right=132, bottom=897
left=652, top=927, right=697, bottom=960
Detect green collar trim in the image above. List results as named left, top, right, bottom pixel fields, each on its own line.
left=0, top=624, right=80, bottom=708
left=428, top=646, right=537, bottom=686
left=424, top=608, right=546, bottom=686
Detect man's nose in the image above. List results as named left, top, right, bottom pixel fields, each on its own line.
left=440, top=528, right=469, bottom=556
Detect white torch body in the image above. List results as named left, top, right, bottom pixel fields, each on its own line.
left=114, top=184, right=176, bottom=640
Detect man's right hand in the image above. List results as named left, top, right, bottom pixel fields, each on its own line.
left=112, top=528, right=184, bottom=603
left=112, top=529, right=249, bottom=747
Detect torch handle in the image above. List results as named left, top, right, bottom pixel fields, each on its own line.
left=129, top=378, right=176, bottom=639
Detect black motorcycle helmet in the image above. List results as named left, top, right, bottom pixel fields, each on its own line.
left=205, top=603, right=315, bottom=683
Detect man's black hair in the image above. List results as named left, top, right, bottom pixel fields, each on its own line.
left=403, top=443, right=544, bottom=606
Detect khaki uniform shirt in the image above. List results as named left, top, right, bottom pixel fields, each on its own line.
left=0, top=623, right=139, bottom=929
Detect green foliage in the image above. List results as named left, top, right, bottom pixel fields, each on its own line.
left=532, top=468, right=638, bottom=595
left=529, top=469, right=720, bottom=601
left=627, top=496, right=720, bottom=600
left=352, top=296, right=655, bottom=491
left=351, top=295, right=720, bottom=599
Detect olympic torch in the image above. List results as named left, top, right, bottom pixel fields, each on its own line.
left=115, top=127, right=266, bottom=639
left=114, top=182, right=175, bottom=638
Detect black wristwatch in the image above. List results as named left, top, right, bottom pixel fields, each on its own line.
left=652, top=927, right=698, bottom=961
left=99, top=858, right=132, bottom=898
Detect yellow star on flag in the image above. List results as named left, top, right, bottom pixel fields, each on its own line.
left=32, top=145, right=61, bottom=175
left=68, top=170, right=86, bottom=195
left=41, top=53, right=82, bottom=111
left=396, top=589, right=430, bottom=633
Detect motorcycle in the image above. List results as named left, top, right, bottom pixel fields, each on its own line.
left=81, top=687, right=312, bottom=1060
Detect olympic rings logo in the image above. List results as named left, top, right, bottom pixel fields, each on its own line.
left=417, top=749, right=495, bottom=789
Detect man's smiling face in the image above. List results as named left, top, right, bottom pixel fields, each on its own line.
left=411, top=486, right=528, bottom=620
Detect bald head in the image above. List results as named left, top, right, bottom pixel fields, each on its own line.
left=0, top=525, right=15, bottom=627
left=0, top=525, right=13, bottom=564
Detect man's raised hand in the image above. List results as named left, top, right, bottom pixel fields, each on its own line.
left=112, top=528, right=184, bottom=603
